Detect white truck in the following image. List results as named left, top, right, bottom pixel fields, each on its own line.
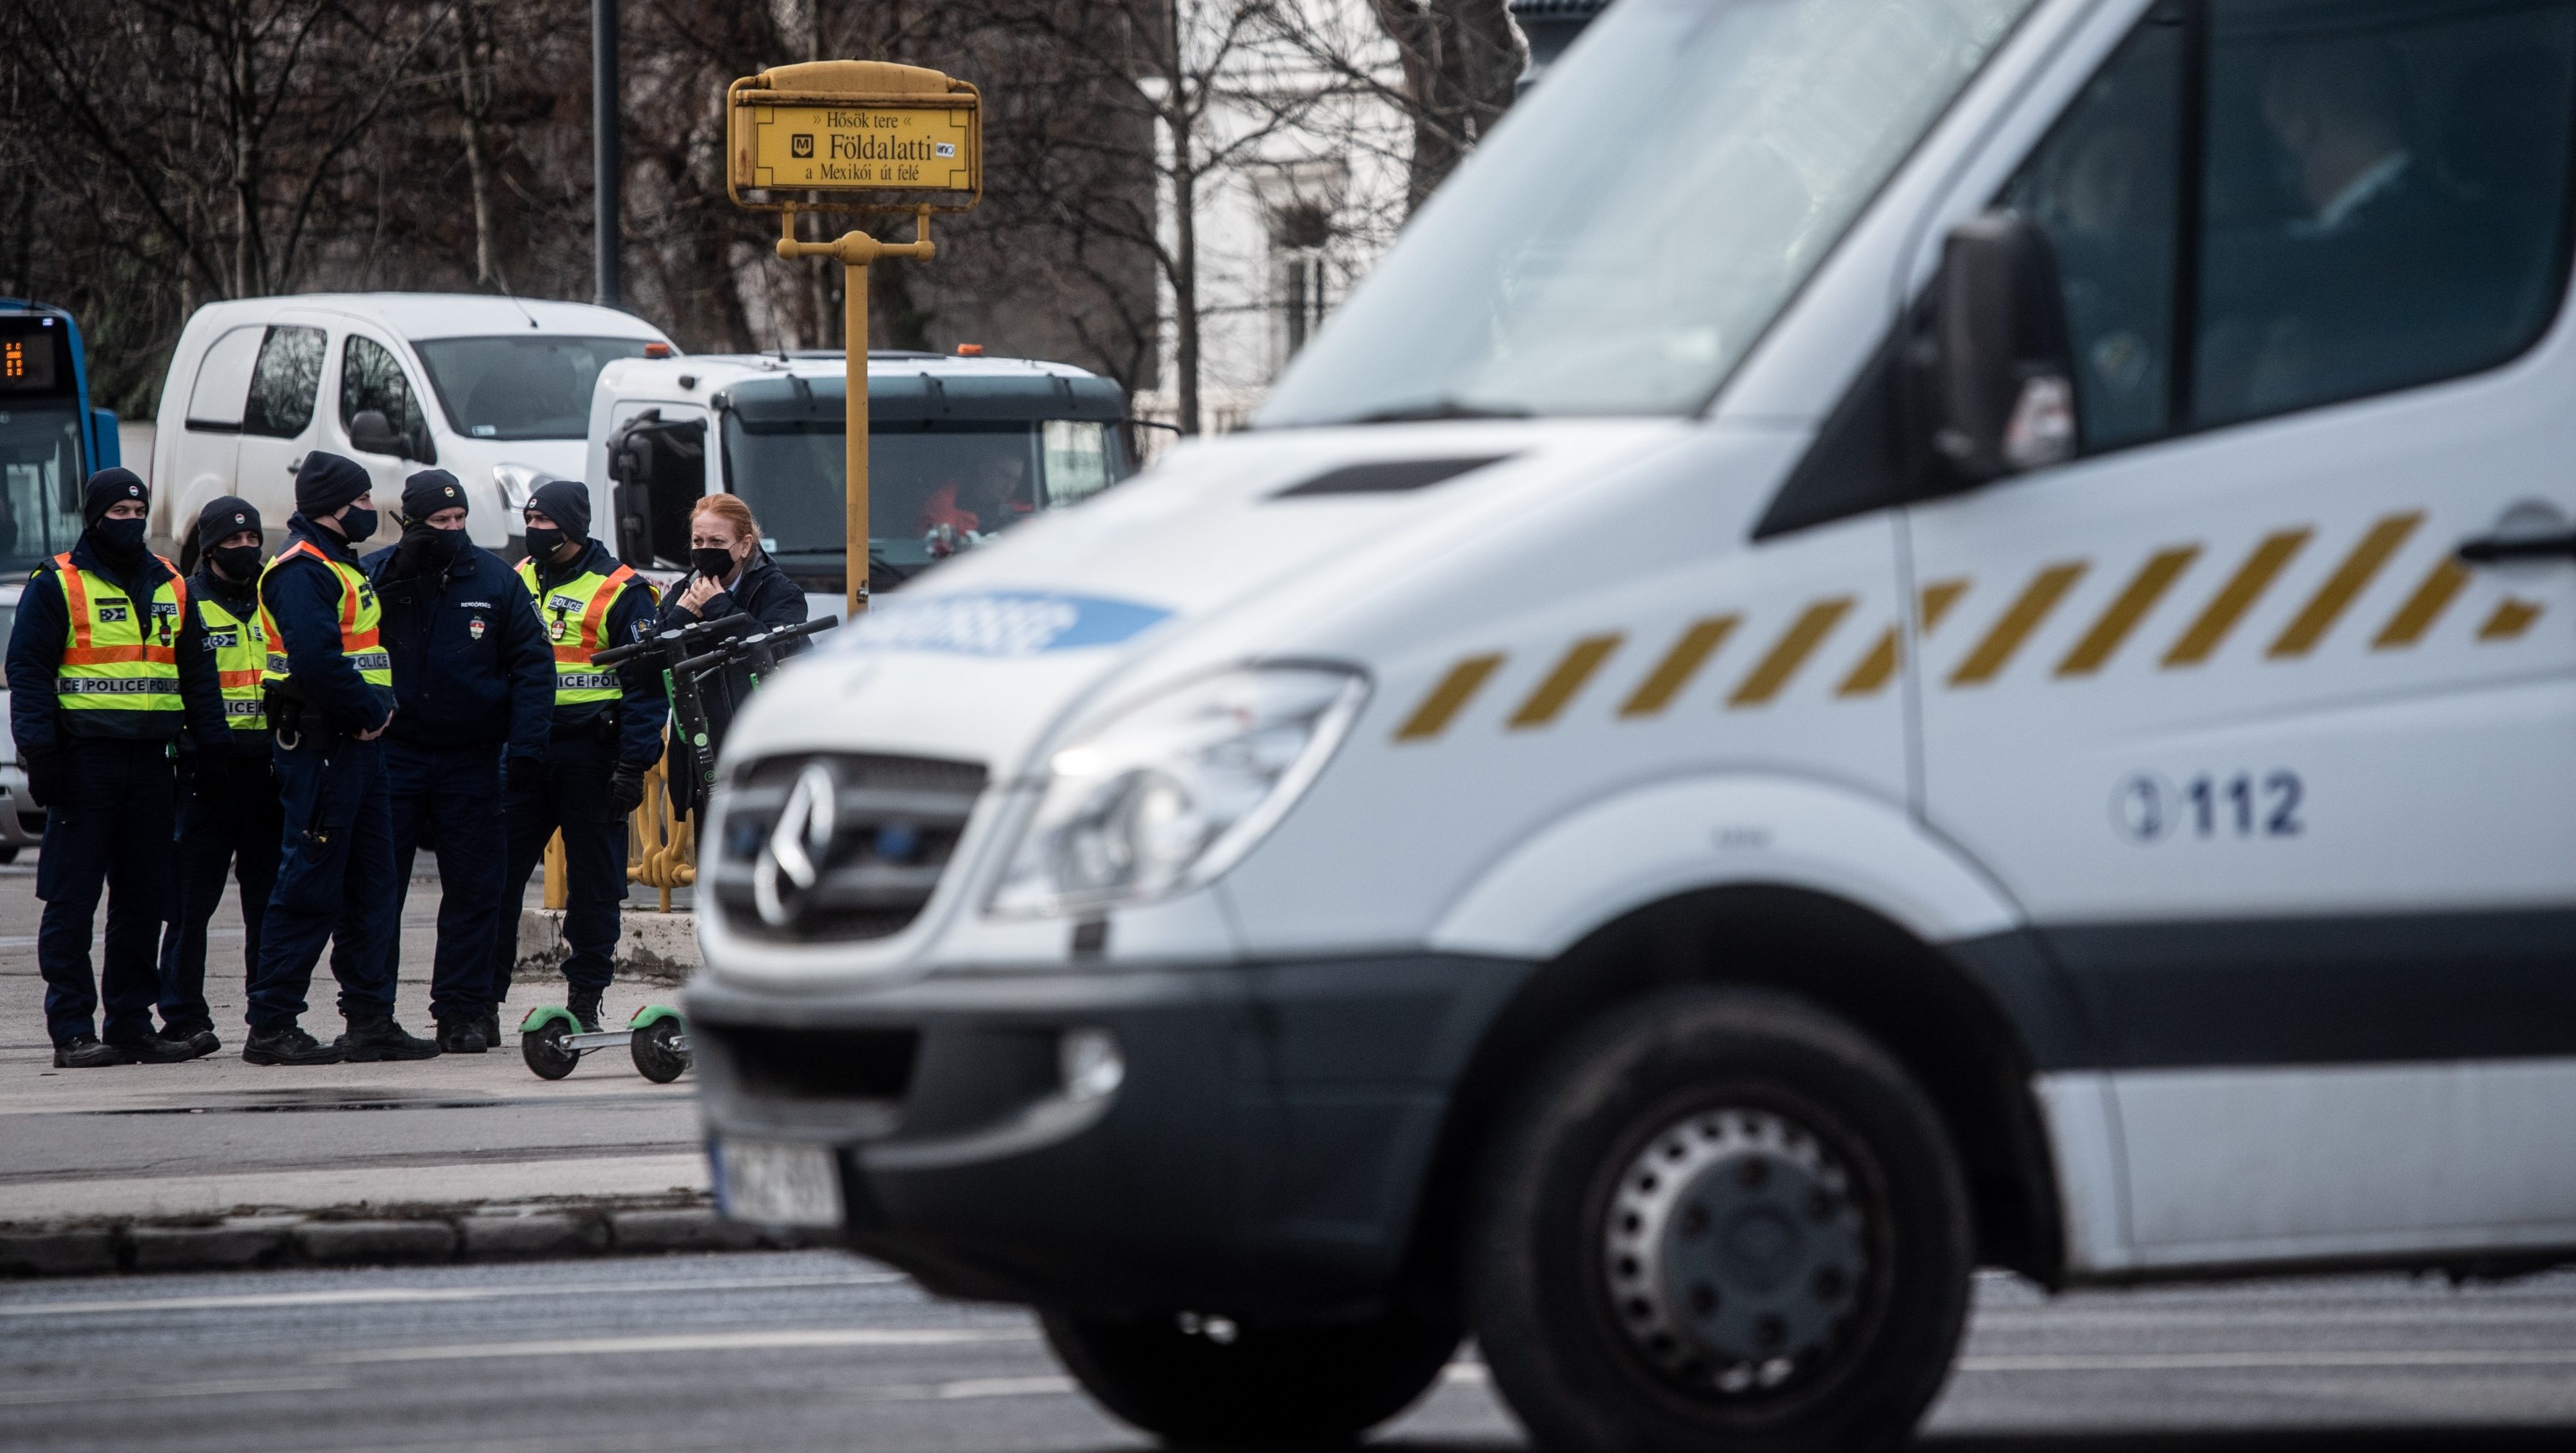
left=686, top=1, right=2576, bottom=1449
left=586, top=349, right=1132, bottom=621
left=150, top=294, right=673, bottom=559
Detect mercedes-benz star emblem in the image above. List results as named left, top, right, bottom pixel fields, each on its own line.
left=754, top=762, right=838, bottom=927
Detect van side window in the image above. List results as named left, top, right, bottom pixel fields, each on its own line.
left=339, top=335, right=427, bottom=447
left=184, top=326, right=266, bottom=433
left=2003, top=0, right=2576, bottom=451
left=241, top=325, right=325, bottom=439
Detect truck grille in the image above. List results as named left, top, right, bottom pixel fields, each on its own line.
left=711, top=753, right=988, bottom=943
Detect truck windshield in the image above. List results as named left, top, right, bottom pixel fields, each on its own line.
left=414, top=335, right=655, bottom=441
left=721, top=419, right=1123, bottom=574
left=0, top=402, right=88, bottom=576
left=1257, top=0, right=2038, bottom=427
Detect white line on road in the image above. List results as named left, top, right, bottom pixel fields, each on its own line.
left=0, top=1374, right=354, bottom=1408
left=314, top=1327, right=1037, bottom=1363
left=931, top=1376, right=1076, bottom=1399
left=1958, top=1348, right=2576, bottom=1373
left=0, top=1272, right=905, bottom=1319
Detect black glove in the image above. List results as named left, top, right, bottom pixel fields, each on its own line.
left=608, top=761, right=648, bottom=815
left=22, top=744, right=62, bottom=810
left=190, top=752, right=230, bottom=802
left=507, top=754, right=545, bottom=795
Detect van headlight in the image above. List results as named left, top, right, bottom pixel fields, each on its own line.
left=492, top=463, right=548, bottom=512
left=989, top=667, right=1367, bottom=918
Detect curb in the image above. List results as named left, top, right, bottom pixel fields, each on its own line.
left=0, top=1193, right=825, bottom=1278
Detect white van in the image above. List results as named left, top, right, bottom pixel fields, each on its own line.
left=686, top=1, right=2576, bottom=1449
left=151, top=295, right=672, bottom=558
left=586, top=349, right=1131, bottom=621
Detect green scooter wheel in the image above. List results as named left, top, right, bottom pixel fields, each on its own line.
left=523, top=1020, right=579, bottom=1080
left=631, top=1017, right=690, bottom=1083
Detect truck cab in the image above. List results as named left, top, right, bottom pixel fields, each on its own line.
left=587, top=351, right=1130, bottom=619
left=688, top=2, right=2576, bottom=1449
left=0, top=300, right=119, bottom=860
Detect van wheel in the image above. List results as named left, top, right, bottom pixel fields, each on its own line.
left=1039, top=1306, right=1460, bottom=1447
left=1468, top=986, right=1971, bottom=1453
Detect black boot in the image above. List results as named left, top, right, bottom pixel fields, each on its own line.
left=53, top=1035, right=130, bottom=1069
left=243, top=1023, right=346, bottom=1066
left=339, top=1015, right=442, bottom=1062
left=110, top=1030, right=202, bottom=1064
left=566, top=986, right=604, bottom=1034
left=434, top=1016, right=489, bottom=1055
left=480, top=1006, right=503, bottom=1048
left=162, top=1028, right=221, bottom=1060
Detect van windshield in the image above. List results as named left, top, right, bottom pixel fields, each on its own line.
left=414, top=335, right=655, bottom=441
left=1257, top=0, right=2038, bottom=427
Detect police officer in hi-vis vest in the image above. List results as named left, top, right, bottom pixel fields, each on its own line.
left=155, top=497, right=287, bottom=1052
left=4, top=468, right=227, bottom=1068
left=243, top=453, right=439, bottom=1066
left=490, top=477, right=664, bottom=1033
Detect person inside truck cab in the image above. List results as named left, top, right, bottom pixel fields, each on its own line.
left=916, top=449, right=1032, bottom=541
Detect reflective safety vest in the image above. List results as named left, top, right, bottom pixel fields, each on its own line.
left=258, top=539, right=391, bottom=691
left=197, top=594, right=269, bottom=734
left=52, top=554, right=189, bottom=733
left=518, top=558, right=643, bottom=705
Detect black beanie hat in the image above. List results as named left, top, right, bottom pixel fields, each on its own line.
left=294, top=451, right=372, bottom=518
left=528, top=477, right=592, bottom=542
left=403, top=468, right=469, bottom=523
left=83, top=468, right=148, bottom=528
left=195, top=496, right=262, bottom=553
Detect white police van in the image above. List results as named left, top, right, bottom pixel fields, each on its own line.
left=687, top=1, right=2576, bottom=1448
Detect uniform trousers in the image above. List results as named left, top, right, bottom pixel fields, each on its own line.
left=156, top=740, right=284, bottom=1036
left=491, top=732, right=626, bottom=1003
left=35, top=737, right=175, bottom=1047
left=249, top=734, right=398, bottom=1029
left=382, top=739, right=507, bottom=1023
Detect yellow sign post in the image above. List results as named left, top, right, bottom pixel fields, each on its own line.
left=726, top=60, right=982, bottom=619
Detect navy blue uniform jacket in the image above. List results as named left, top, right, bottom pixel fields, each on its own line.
left=7, top=536, right=226, bottom=752
left=259, top=515, right=396, bottom=735
left=363, top=538, right=554, bottom=761
left=526, top=539, right=666, bottom=768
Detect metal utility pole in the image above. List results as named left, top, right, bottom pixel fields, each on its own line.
left=593, top=0, right=621, bottom=308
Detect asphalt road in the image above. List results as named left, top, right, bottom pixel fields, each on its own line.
left=4, top=1251, right=2573, bottom=1453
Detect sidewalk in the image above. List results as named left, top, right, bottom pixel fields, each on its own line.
left=0, top=860, right=766, bottom=1275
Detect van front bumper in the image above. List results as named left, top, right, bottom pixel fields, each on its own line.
left=685, top=954, right=1527, bottom=1319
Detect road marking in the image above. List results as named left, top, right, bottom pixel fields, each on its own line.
left=1, top=1272, right=904, bottom=1318
left=1957, top=1347, right=2576, bottom=1373
left=933, top=1375, right=1075, bottom=1399
left=0, top=1374, right=353, bottom=1407
left=314, top=1326, right=1036, bottom=1363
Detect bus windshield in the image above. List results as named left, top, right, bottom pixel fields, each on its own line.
left=720, top=419, right=1124, bottom=574
left=1257, top=0, right=2038, bottom=427
left=0, top=401, right=88, bottom=577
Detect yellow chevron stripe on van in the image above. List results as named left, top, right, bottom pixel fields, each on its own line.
left=2164, top=528, right=2311, bottom=667
left=1619, top=616, right=1738, bottom=718
left=2480, top=598, right=2543, bottom=641
left=2057, top=547, right=2197, bottom=677
left=2373, top=557, right=2471, bottom=649
left=1510, top=634, right=1624, bottom=729
left=1837, top=580, right=1971, bottom=697
left=1394, top=654, right=1504, bottom=742
left=1951, top=563, right=2086, bottom=686
left=1730, top=599, right=1854, bottom=707
left=2268, top=512, right=2420, bottom=658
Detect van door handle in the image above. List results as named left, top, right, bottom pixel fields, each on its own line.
left=2458, top=531, right=2576, bottom=564
left=286, top=454, right=306, bottom=476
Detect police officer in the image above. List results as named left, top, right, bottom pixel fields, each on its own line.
left=363, top=469, right=553, bottom=1053
left=155, top=498, right=286, bottom=1052
left=490, top=478, right=664, bottom=1033
left=3, top=468, right=227, bottom=1067
left=244, top=453, right=438, bottom=1065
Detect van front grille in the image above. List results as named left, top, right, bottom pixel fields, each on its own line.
left=711, top=753, right=987, bottom=942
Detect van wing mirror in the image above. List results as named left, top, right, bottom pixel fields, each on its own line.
left=348, top=409, right=403, bottom=458
left=608, top=411, right=662, bottom=567
left=1921, top=211, right=2078, bottom=490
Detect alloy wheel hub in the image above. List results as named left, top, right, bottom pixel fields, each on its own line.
left=1602, top=1107, right=1868, bottom=1394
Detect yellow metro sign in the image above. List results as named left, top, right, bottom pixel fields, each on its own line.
left=727, top=61, right=980, bottom=210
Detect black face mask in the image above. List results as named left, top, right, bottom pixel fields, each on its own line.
left=690, top=547, right=738, bottom=582
left=399, top=523, right=466, bottom=574
left=94, top=517, right=148, bottom=559
left=333, top=506, right=379, bottom=544
left=208, top=543, right=263, bottom=583
left=523, top=526, right=567, bottom=562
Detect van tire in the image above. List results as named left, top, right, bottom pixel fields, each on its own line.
left=1466, top=985, right=1972, bottom=1453
left=1039, top=1306, right=1460, bottom=1447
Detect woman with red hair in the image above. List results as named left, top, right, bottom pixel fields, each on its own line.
left=657, top=493, right=808, bottom=813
